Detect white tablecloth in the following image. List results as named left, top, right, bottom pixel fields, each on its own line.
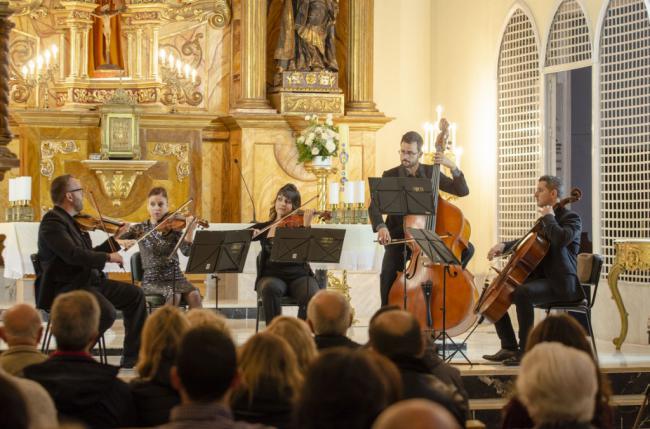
left=1, top=222, right=381, bottom=279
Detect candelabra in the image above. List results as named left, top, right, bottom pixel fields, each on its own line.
left=20, top=44, right=58, bottom=109
left=158, top=49, right=197, bottom=113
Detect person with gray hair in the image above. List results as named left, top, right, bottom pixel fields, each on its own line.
left=0, top=303, right=47, bottom=375
left=516, top=342, right=598, bottom=428
left=372, top=399, right=461, bottom=429
left=23, top=290, right=136, bottom=428
left=306, top=290, right=360, bottom=350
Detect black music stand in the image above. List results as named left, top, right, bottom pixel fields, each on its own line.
left=369, top=177, right=435, bottom=309
left=270, top=228, right=346, bottom=264
left=407, top=228, right=473, bottom=365
left=185, top=230, right=252, bottom=308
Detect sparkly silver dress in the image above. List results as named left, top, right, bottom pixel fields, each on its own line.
left=122, top=220, right=196, bottom=299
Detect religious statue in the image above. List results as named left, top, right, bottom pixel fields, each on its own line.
left=91, top=2, right=127, bottom=67
left=274, top=0, right=339, bottom=74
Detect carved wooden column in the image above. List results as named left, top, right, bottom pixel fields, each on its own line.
left=151, top=26, right=159, bottom=80
left=135, top=28, right=143, bottom=79
left=346, top=0, right=379, bottom=114
left=0, top=1, right=19, bottom=180
left=234, top=0, right=273, bottom=111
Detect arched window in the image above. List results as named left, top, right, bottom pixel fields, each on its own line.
left=545, top=0, right=592, bottom=68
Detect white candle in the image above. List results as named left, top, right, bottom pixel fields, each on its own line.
left=168, top=53, right=174, bottom=67
left=21, top=66, right=28, bottom=78
left=36, top=55, right=43, bottom=71
left=17, top=176, right=32, bottom=201
left=344, top=182, right=355, bottom=204
left=436, top=105, right=443, bottom=123
left=51, top=44, right=58, bottom=58
left=159, top=49, right=166, bottom=61
left=329, top=182, right=340, bottom=205
left=28, top=60, right=35, bottom=75
left=44, top=50, right=51, bottom=67
left=191, top=69, right=197, bottom=83
left=354, top=181, right=365, bottom=204
left=8, top=178, right=16, bottom=202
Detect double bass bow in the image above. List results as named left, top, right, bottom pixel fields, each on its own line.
left=387, top=119, right=478, bottom=337
left=474, top=188, right=582, bottom=323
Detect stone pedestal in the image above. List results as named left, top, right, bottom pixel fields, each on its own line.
left=270, top=70, right=344, bottom=115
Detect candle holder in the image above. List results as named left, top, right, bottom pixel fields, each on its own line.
left=355, top=203, right=368, bottom=224
left=304, top=161, right=337, bottom=215
left=20, top=45, right=59, bottom=109
left=6, top=201, right=34, bottom=222
left=328, top=203, right=340, bottom=224
left=158, top=49, right=198, bottom=113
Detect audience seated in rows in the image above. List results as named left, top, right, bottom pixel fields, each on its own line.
left=156, top=325, right=271, bottom=428
left=231, top=332, right=303, bottom=428
left=516, top=342, right=598, bottom=429
left=266, top=316, right=317, bottom=375
left=372, top=398, right=461, bottom=429
left=0, top=376, right=29, bottom=429
left=368, top=309, right=468, bottom=425
left=131, top=305, right=190, bottom=427
left=501, top=314, right=612, bottom=429
left=295, top=348, right=401, bottom=429
left=186, top=308, right=232, bottom=337
left=306, top=290, right=360, bottom=350
left=0, top=303, right=47, bottom=375
left=0, top=363, right=58, bottom=429
left=23, top=290, right=136, bottom=428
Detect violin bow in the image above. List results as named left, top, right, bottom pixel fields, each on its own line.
left=88, top=190, right=124, bottom=270
left=252, top=195, right=318, bottom=239
left=131, top=198, right=194, bottom=246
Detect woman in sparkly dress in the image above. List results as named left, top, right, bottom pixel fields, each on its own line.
left=120, top=187, right=202, bottom=308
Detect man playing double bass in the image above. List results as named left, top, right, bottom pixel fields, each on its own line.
left=483, top=175, right=583, bottom=365
left=369, top=129, right=471, bottom=307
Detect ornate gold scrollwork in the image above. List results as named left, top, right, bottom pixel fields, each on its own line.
left=160, top=0, right=231, bottom=29
left=8, top=0, right=47, bottom=18
left=152, top=142, right=190, bottom=182
left=9, top=36, right=37, bottom=104
left=40, top=140, right=79, bottom=179
left=326, top=270, right=358, bottom=325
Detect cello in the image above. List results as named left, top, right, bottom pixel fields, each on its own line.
left=387, top=119, right=478, bottom=337
left=474, top=188, right=582, bottom=323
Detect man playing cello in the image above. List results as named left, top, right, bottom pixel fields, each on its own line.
left=369, top=127, right=471, bottom=306
left=483, top=175, right=583, bottom=365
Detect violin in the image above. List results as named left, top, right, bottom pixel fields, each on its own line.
left=276, top=210, right=332, bottom=228
left=156, top=212, right=209, bottom=235
left=74, top=213, right=125, bottom=234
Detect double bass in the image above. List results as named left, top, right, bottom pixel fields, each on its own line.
left=388, top=119, right=478, bottom=337
left=474, top=188, right=582, bottom=323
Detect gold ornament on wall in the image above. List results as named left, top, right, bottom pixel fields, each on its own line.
left=153, top=142, right=190, bottom=182
left=40, top=140, right=79, bottom=179
left=159, top=0, right=231, bottom=29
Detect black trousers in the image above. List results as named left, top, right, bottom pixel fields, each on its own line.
left=89, top=279, right=147, bottom=359
left=257, top=276, right=321, bottom=325
left=380, top=242, right=475, bottom=306
left=493, top=277, right=578, bottom=352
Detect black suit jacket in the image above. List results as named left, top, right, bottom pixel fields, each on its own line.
left=36, top=206, right=118, bottom=310
left=368, top=164, right=469, bottom=239
left=505, top=205, right=581, bottom=298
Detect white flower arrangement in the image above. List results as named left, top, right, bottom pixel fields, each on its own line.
left=296, top=114, right=340, bottom=162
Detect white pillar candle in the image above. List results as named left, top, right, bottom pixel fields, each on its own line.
left=344, top=182, right=355, bottom=204
left=16, top=176, right=32, bottom=201
left=8, top=178, right=16, bottom=202
left=354, top=181, right=365, bottom=204
left=329, top=182, right=340, bottom=205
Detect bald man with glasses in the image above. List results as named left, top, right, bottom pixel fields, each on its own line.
left=369, top=131, right=471, bottom=306
left=36, top=174, right=146, bottom=368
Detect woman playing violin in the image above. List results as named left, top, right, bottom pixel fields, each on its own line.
left=251, top=183, right=321, bottom=325
left=119, top=187, right=202, bottom=308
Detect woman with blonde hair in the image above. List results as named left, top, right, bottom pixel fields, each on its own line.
left=185, top=308, right=232, bottom=338
left=130, top=305, right=190, bottom=426
left=231, top=332, right=303, bottom=429
left=266, top=315, right=317, bottom=374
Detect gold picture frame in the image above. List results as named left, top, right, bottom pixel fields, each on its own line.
left=101, top=112, right=140, bottom=159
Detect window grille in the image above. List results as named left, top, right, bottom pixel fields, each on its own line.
left=497, top=9, right=542, bottom=244
left=599, top=0, right=650, bottom=281
left=545, top=0, right=592, bottom=67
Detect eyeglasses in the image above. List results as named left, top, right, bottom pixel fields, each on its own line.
left=398, top=150, right=420, bottom=157
left=67, top=188, right=84, bottom=194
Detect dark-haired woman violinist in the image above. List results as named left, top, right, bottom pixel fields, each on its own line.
left=119, top=187, right=202, bottom=308
left=251, top=183, right=321, bottom=324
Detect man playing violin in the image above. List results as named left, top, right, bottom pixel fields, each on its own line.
left=36, top=174, right=147, bottom=368
left=369, top=130, right=470, bottom=306
left=250, top=183, right=321, bottom=324
left=483, top=175, right=582, bottom=365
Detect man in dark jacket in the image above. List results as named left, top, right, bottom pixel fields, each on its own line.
left=24, top=290, right=136, bottom=428
left=368, top=309, right=468, bottom=426
left=36, top=174, right=146, bottom=367
left=306, top=290, right=360, bottom=350
left=369, top=129, right=471, bottom=306
left=483, top=175, right=583, bottom=365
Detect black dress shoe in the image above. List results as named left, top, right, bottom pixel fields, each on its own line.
left=482, top=348, right=518, bottom=362
left=502, top=354, right=522, bottom=366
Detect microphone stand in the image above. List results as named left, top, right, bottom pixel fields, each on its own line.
left=234, top=159, right=257, bottom=223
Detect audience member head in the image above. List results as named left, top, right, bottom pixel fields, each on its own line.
left=237, top=332, right=303, bottom=402
left=266, top=316, right=317, bottom=374
left=525, top=313, right=592, bottom=356
left=365, top=350, right=403, bottom=404
left=306, top=290, right=352, bottom=336
left=0, top=303, right=43, bottom=347
left=137, top=305, right=190, bottom=380
left=171, top=326, right=237, bottom=403
left=296, top=348, right=401, bottom=429
left=372, top=399, right=460, bottom=429
left=186, top=308, right=231, bottom=338
left=517, top=342, right=597, bottom=425
left=368, top=305, right=400, bottom=326
left=51, top=290, right=99, bottom=352
left=0, top=377, right=28, bottom=429
left=368, top=310, right=423, bottom=359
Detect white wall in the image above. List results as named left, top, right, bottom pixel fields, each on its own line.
left=374, top=0, right=650, bottom=345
